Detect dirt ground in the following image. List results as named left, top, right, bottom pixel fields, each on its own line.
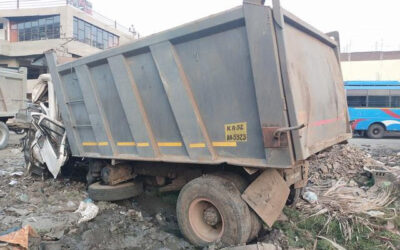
left=0, top=133, right=194, bottom=250
left=0, top=133, right=399, bottom=249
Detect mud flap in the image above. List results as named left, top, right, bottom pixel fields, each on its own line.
left=241, top=169, right=290, bottom=227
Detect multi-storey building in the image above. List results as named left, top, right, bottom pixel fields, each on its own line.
left=0, top=0, right=135, bottom=82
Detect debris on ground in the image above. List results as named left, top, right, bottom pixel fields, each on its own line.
left=289, top=143, right=400, bottom=248
left=302, top=191, right=318, bottom=204
left=304, top=144, right=399, bottom=219
left=1, top=134, right=400, bottom=249
left=308, top=144, right=375, bottom=185
left=0, top=135, right=194, bottom=250
left=74, top=198, right=99, bottom=224
left=0, top=225, right=40, bottom=249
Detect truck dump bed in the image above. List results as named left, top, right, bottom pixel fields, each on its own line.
left=0, top=67, right=27, bottom=118
left=46, top=1, right=351, bottom=169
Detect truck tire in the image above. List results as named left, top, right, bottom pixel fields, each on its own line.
left=0, top=122, right=9, bottom=149
left=176, top=175, right=252, bottom=247
left=210, top=172, right=261, bottom=241
left=210, top=171, right=248, bottom=192
left=88, top=181, right=143, bottom=201
left=367, top=123, right=385, bottom=139
left=286, top=186, right=302, bottom=207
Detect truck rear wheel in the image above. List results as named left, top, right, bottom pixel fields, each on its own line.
left=88, top=181, right=143, bottom=201
left=210, top=172, right=261, bottom=241
left=367, top=123, right=385, bottom=139
left=0, top=122, right=9, bottom=149
left=176, top=175, right=252, bottom=247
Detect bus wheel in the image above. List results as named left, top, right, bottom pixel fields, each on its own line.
left=176, top=175, right=252, bottom=247
left=367, top=124, right=385, bottom=139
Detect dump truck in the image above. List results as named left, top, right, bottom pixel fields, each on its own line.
left=26, top=0, right=351, bottom=246
left=0, top=67, right=27, bottom=149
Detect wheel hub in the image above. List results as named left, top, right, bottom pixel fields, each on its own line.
left=203, top=206, right=221, bottom=226
left=188, top=198, right=224, bottom=242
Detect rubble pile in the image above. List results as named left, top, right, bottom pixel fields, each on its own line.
left=296, top=143, right=400, bottom=244
left=302, top=143, right=399, bottom=225
left=308, top=144, right=378, bottom=185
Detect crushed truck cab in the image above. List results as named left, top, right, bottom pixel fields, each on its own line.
left=31, top=0, right=351, bottom=247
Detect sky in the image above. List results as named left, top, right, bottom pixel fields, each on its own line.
left=91, top=0, right=400, bottom=52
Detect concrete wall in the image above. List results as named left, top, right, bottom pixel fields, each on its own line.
left=0, top=18, right=8, bottom=41
left=341, top=60, right=400, bottom=81
left=0, top=39, right=100, bottom=57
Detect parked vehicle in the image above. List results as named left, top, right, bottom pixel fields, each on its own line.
left=0, top=67, right=27, bottom=149
left=25, top=0, right=350, bottom=246
left=345, top=81, right=400, bottom=139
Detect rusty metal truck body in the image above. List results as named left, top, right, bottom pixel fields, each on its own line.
left=0, top=67, right=27, bottom=119
left=42, top=0, right=351, bottom=246
left=0, top=67, right=27, bottom=148
left=46, top=3, right=350, bottom=169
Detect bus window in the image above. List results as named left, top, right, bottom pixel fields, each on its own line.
left=347, top=96, right=367, bottom=107
left=368, top=96, right=390, bottom=107
left=391, top=96, right=400, bottom=107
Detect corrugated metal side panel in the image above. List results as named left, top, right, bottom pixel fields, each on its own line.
left=173, top=25, right=265, bottom=160
left=51, top=6, right=278, bottom=167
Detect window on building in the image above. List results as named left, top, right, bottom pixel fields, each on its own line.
left=27, top=67, right=41, bottom=80
left=39, top=18, right=46, bottom=40
left=368, top=96, right=390, bottom=107
left=391, top=96, right=400, bottom=108
left=32, top=20, right=39, bottom=40
left=9, top=15, right=60, bottom=42
left=347, top=96, right=367, bottom=107
left=54, top=15, right=60, bottom=38
left=73, top=17, right=119, bottom=49
left=0, top=23, right=3, bottom=29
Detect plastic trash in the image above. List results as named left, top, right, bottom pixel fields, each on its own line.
left=303, top=191, right=318, bottom=204
left=8, top=180, right=18, bottom=186
left=10, top=171, right=24, bottom=177
left=74, top=198, right=99, bottom=224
